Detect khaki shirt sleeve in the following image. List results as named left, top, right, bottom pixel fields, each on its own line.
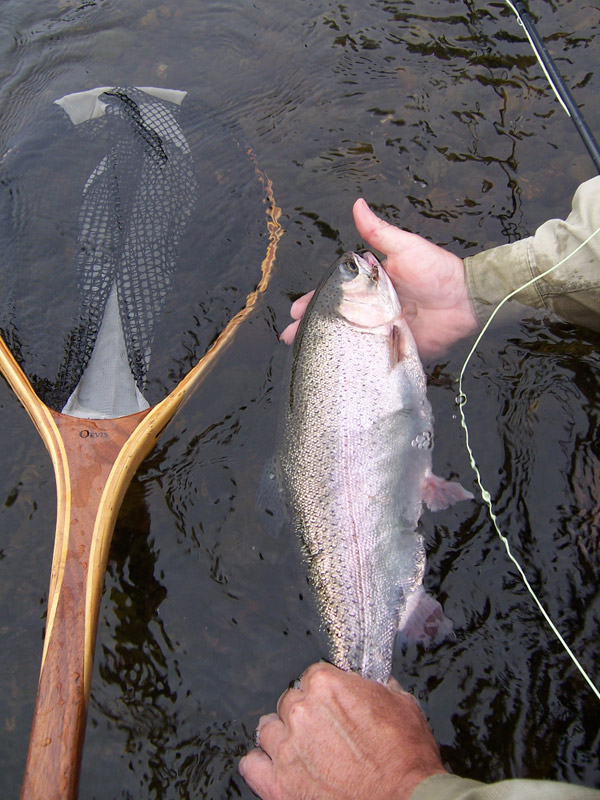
left=464, top=176, right=600, bottom=333
left=411, top=773, right=600, bottom=800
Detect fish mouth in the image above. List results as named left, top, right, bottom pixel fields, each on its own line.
left=352, top=251, right=381, bottom=285
left=355, top=251, right=403, bottom=321
left=360, top=251, right=380, bottom=269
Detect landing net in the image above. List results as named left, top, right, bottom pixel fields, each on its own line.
left=0, top=86, right=275, bottom=417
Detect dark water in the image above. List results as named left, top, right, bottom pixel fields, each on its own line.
left=0, top=0, right=599, bottom=797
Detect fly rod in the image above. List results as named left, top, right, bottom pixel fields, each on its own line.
left=1, top=86, right=282, bottom=800
left=505, top=0, right=600, bottom=174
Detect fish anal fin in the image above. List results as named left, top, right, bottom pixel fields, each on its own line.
left=397, top=587, right=454, bottom=646
left=423, top=472, right=473, bottom=512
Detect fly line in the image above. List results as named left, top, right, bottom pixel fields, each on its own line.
left=457, top=224, right=600, bottom=702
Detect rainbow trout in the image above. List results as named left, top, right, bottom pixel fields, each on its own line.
left=277, top=252, right=472, bottom=682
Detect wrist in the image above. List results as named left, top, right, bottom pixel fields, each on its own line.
left=448, top=253, right=478, bottom=335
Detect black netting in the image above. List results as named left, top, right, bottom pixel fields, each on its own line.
left=53, top=87, right=199, bottom=408
left=0, top=87, right=272, bottom=412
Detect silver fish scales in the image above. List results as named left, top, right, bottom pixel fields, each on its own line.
left=277, top=252, right=471, bottom=682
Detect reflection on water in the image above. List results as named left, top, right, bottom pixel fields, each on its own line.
left=432, top=313, right=600, bottom=782
left=0, top=0, right=599, bottom=797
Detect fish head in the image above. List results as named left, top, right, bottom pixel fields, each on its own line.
left=332, top=251, right=402, bottom=335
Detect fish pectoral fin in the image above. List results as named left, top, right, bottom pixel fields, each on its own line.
left=396, top=587, right=455, bottom=646
left=388, top=312, right=411, bottom=366
left=422, top=472, right=473, bottom=512
left=389, top=314, right=425, bottom=367
left=390, top=322, right=401, bottom=367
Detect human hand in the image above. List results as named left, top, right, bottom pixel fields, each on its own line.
left=238, top=662, right=447, bottom=800
left=281, top=199, right=479, bottom=357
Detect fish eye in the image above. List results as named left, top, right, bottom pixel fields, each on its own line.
left=339, top=259, right=359, bottom=278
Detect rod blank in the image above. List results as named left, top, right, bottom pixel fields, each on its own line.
left=507, top=0, right=600, bottom=174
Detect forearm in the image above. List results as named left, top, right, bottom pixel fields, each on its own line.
left=464, top=176, right=600, bottom=332
left=412, top=773, right=600, bottom=800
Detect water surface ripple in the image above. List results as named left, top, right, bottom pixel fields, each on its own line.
left=0, top=0, right=599, bottom=797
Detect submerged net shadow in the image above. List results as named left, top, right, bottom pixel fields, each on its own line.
left=0, top=86, right=275, bottom=414
left=58, top=88, right=199, bottom=416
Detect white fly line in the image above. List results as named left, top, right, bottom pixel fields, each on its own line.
left=457, top=224, right=600, bottom=701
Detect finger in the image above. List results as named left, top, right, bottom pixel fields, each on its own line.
left=276, top=680, right=303, bottom=719
left=255, top=712, right=285, bottom=755
left=386, top=675, right=405, bottom=693
left=239, top=749, right=278, bottom=800
left=353, top=197, right=402, bottom=255
left=279, top=290, right=315, bottom=344
left=290, top=290, right=314, bottom=320
left=279, top=318, right=300, bottom=344
left=386, top=677, right=426, bottom=716
left=301, top=660, right=341, bottom=687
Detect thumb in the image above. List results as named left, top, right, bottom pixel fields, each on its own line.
left=353, top=198, right=405, bottom=255
left=386, top=677, right=425, bottom=711
left=386, top=675, right=406, bottom=694
left=239, top=750, right=277, bottom=800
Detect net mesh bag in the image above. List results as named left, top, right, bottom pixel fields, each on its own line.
left=56, top=87, right=199, bottom=417
left=0, top=86, right=271, bottom=416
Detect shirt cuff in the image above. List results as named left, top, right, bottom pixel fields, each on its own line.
left=410, top=774, right=490, bottom=800
left=410, top=772, right=600, bottom=800
left=464, top=237, right=545, bottom=326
